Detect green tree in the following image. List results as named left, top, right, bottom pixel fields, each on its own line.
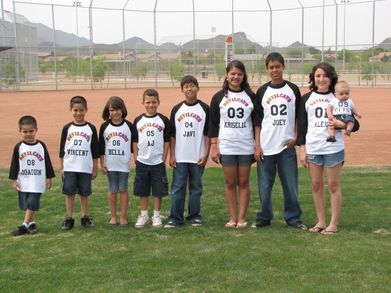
left=92, top=58, right=107, bottom=87
left=169, top=61, right=184, bottom=85
left=131, top=62, right=149, bottom=81
left=216, top=62, right=226, bottom=83
left=62, top=56, right=79, bottom=82
left=3, top=61, right=25, bottom=88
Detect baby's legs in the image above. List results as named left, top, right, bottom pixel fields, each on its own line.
left=345, top=121, right=354, bottom=136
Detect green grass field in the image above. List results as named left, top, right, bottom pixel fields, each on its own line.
left=0, top=166, right=390, bottom=292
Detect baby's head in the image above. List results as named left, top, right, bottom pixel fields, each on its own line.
left=335, top=80, right=350, bottom=101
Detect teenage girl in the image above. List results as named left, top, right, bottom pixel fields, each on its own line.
left=297, top=62, right=343, bottom=235
left=209, top=60, right=260, bottom=228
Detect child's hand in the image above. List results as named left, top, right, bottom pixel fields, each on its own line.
left=299, top=146, right=308, bottom=168
left=285, top=138, right=297, bottom=149
left=46, top=178, right=52, bottom=189
left=92, top=169, right=98, bottom=180
left=211, top=144, right=220, bottom=164
left=254, top=145, right=263, bottom=162
left=197, top=155, right=208, bottom=166
left=101, top=162, right=108, bottom=174
left=12, top=180, right=19, bottom=191
left=169, top=156, right=176, bottom=168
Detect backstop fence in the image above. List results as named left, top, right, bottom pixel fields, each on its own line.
left=1, top=0, right=390, bottom=91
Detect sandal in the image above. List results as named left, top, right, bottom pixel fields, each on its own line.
left=321, top=229, right=338, bottom=235
left=236, top=222, right=248, bottom=228
left=309, top=226, right=325, bottom=233
left=225, top=221, right=237, bottom=228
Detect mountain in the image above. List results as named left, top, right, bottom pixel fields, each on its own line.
left=181, top=32, right=263, bottom=53
left=379, top=38, right=391, bottom=50
left=34, top=23, right=90, bottom=48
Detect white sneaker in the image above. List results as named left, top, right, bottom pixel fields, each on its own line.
left=135, top=215, right=149, bottom=228
left=152, top=215, right=162, bottom=228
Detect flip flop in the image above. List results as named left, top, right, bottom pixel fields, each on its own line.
left=309, top=226, right=326, bottom=233
left=236, top=222, right=248, bottom=228
left=321, top=229, right=338, bottom=235
left=225, top=221, right=237, bottom=228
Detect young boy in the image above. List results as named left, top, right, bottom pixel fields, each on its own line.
left=60, top=96, right=99, bottom=230
left=252, top=52, right=307, bottom=230
left=132, top=89, right=170, bottom=228
left=165, top=75, right=210, bottom=228
left=9, top=115, right=55, bottom=236
left=326, top=80, right=362, bottom=142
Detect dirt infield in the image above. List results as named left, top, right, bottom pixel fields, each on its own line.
left=0, top=87, right=390, bottom=169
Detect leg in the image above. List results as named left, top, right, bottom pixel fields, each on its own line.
left=187, top=164, right=204, bottom=221
left=237, top=165, right=251, bottom=225
left=169, top=163, right=188, bottom=225
left=108, top=192, right=117, bottom=224
left=24, top=209, right=35, bottom=225
left=66, top=195, right=75, bottom=218
left=153, top=196, right=162, bottom=212
left=345, top=121, right=354, bottom=136
left=139, top=196, right=149, bottom=211
left=223, top=166, right=238, bottom=224
left=326, top=163, right=343, bottom=231
left=80, top=195, right=89, bottom=217
left=308, top=163, right=327, bottom=229
left=276, top=148, right=302, bottom=224
left=256, top=156, right=276, bottom=221
left=119, top=190, right=129, bottom=225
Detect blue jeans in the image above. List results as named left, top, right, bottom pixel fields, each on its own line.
left=256, top=147, right=302, bottom=224
left=168, top=163, right=204, bottom=225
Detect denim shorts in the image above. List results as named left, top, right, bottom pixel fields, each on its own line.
left=220, top=154, right=255, bottom=167
left=335, top=114, right=355, bottom=124
left=18, top=192, right=41, bottom=211
left=307, top=150, right=345, bottom=168
left=62, top=171, right=92, bottom=196
left=107, top=171, right=129, bottom=193
left=133, top=161, right=168, bottom=197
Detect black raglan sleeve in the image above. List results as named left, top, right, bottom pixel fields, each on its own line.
left=41, top=141, right=55, bottom=178
left=208, top=90, right=224, bottom=138
left=98, top=121, right=109, bottom=156
left=9, top=142, right=21, bottom=180
left=160, top=114, right=171, bottom=142
left=170, top=103, right=182, bottom=138
left=297, top=92, right=310, bottom=146
left=89, top=123, right=100, bottom=159
left=59, top=123, right=71, bottom=158
left=200, top=100, right=210, bottom=136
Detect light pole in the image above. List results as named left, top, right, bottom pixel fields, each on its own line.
left=341, top=0, right=349, bottom=71
left=73, top=1, right=81, bottom=77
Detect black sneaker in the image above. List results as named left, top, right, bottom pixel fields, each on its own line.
left=62, top=217, right=75, bottom=230
left=12, top=225, right=28, bottom=236
left=288, top=220, right=308, bottom=230
left=27, top=222, right=38, bottom=235
left=81, top=215, right=94, bottom=228
left=190, top=218, right=202, bottom=227
left=251, top=219, right=271, bottom=228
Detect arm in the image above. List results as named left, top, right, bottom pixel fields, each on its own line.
left=169, top=137, right=176, bottom=168
left=352, top=107, right=362, bottom=119
left=100, top=155, right=108, bottom=174
left=163, top=141, right=170, bottom=164
left=197, top=136, right=210, bottom=166
left=299, top=145, right=308, bottom=168
left=210, top=137, right=219, bottom=164
left=132, top=142, right=138, bottom=164
left=92, top=159, right=98, bottom=179
left=254, top=125, right=263, bottom=162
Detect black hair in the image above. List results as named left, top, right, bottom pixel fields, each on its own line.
left=265, top=52, right=285, bottom=67
left=102, top=96, right=128, bottom=121
left=308, top=62, right=338, bottom=93
left=19, top=115, right=37, bottom=130
left=70, top=95, right=88, bottom=109
left=143, top=88, right=160, bottom=102
left=222, top=60, right=253, bottom=96
left=180, top=75, right=199, bottom=89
